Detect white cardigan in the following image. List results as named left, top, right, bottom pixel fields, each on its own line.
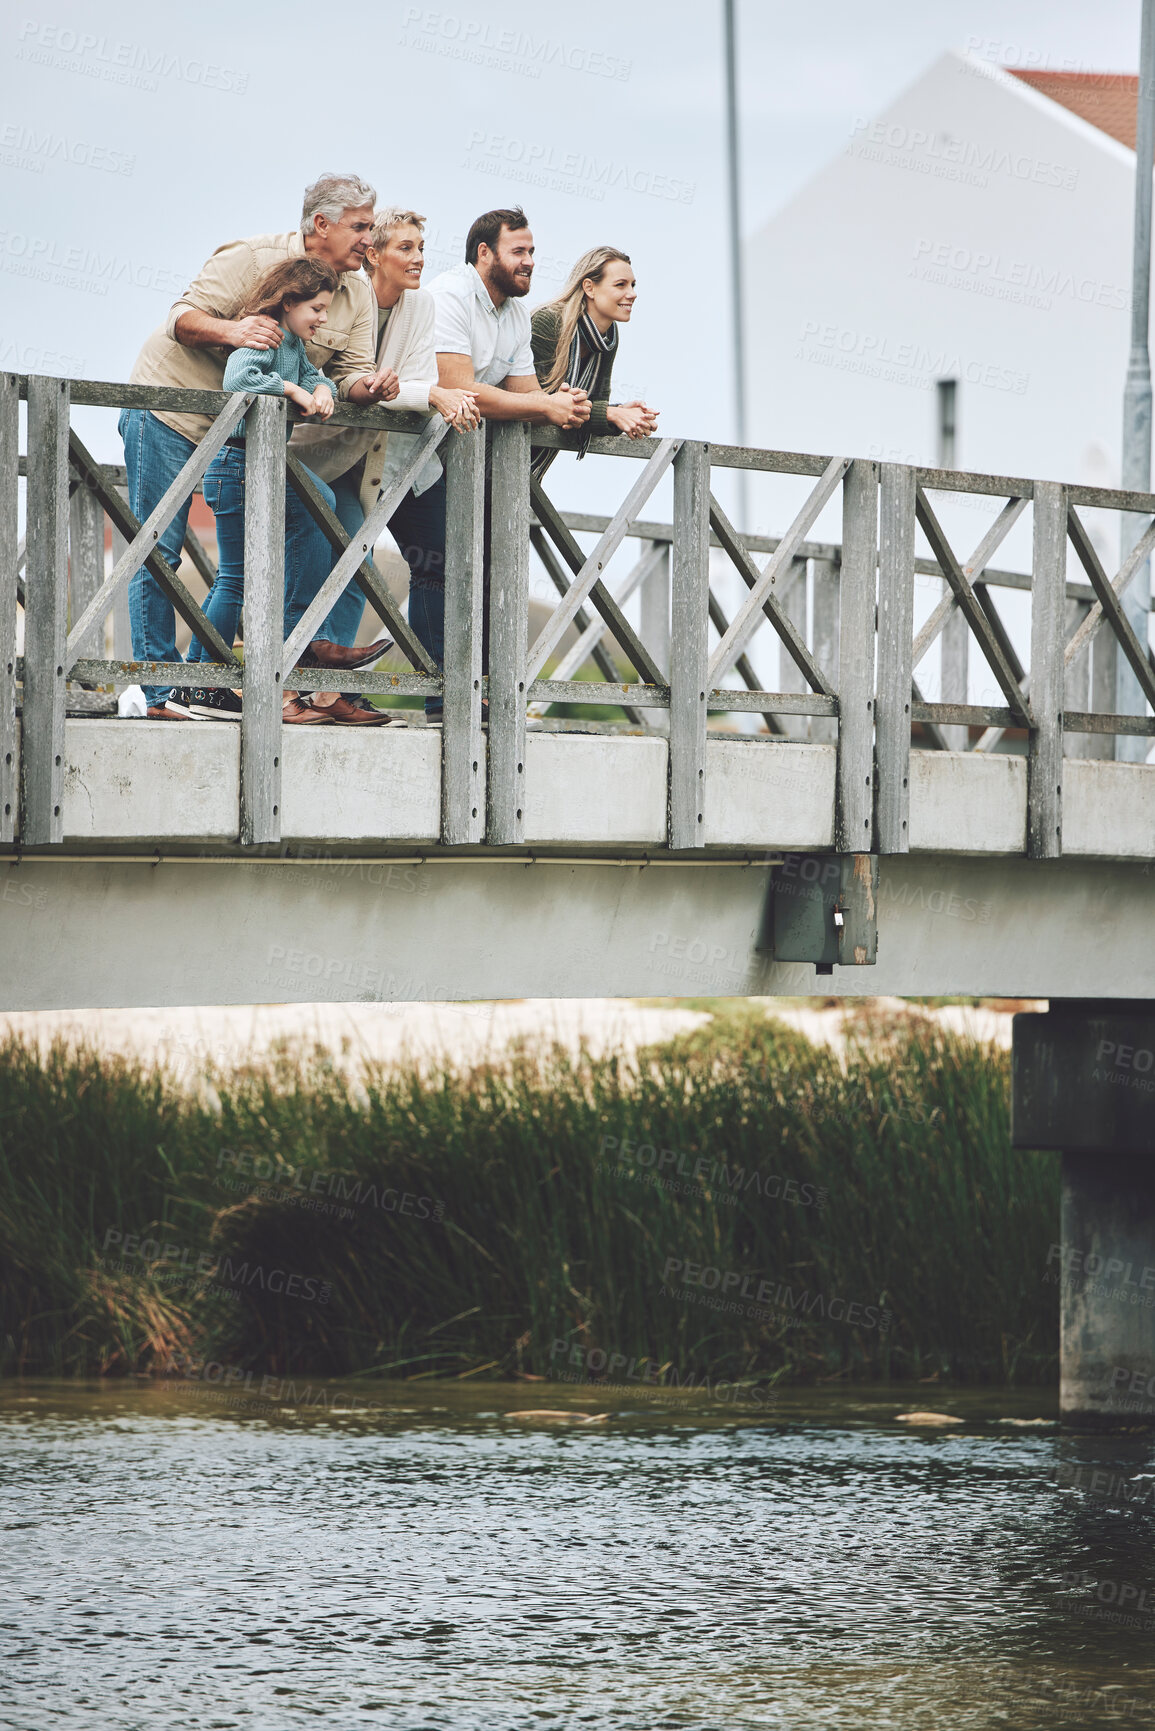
left=288, top=286, right=441, bottom=510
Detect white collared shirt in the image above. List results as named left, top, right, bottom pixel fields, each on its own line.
left=427, top=261, right=535, bottom=385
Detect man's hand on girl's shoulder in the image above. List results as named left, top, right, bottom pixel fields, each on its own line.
left=228, top=315, right=283, bottom=351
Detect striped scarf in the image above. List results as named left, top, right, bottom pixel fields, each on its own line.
left=565, top=311, right=617, bottom=395
left=531, top=313, right=618, bottom=478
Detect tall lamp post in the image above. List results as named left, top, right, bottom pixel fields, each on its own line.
left=1118, top=0, right=1155, bottom=760
left=723, top=0, right=749, bottom=530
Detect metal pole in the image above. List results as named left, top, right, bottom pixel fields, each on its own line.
left=1118, top=0, right=1155, bottom=760
left=723, top=0, right=749, bottom=532
left=936, top=378, right=957, bottom=469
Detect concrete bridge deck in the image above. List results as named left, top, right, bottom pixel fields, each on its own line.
left=0, top=846, right=1150, bottom=1011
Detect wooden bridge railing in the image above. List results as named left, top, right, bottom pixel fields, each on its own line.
left=3, top=371, right=1154, bottom=858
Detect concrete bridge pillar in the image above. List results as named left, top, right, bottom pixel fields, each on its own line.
left=1013, top=1002, right=1155, bottom=1428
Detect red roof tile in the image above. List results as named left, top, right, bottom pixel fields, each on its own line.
left=1008, top=70, right=1138, bottom=151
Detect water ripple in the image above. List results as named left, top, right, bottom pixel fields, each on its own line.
left=2, top=1391, right=1155, bottom=1728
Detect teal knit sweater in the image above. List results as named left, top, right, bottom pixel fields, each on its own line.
left=222, top=328, right=334, bottom=436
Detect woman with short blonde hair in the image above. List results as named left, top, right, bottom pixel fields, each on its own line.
left=288, top=205, right=479, bottom=721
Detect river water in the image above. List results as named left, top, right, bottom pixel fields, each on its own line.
left=3, top=1380, right=1155, bottom=1729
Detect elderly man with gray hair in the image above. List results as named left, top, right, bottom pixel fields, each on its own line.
left=123, top=173, right=397, bottom=718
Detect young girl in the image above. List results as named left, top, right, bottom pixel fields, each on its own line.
left=170, top=257, right=341, bottom=718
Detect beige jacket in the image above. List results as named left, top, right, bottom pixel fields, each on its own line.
left=129, top=230, right=377, bottom=445
left=290, top=286, right=442, bottom=511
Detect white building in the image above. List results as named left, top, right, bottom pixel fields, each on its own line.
left=746, top=52, right=1138, bottom=488
left=740, top=51, right=1142, bottom=725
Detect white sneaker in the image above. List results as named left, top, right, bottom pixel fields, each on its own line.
left=117, top=685, right=147, bottom=718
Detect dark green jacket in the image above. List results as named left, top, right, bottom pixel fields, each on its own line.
left=530, top=304, right=616, bottom=437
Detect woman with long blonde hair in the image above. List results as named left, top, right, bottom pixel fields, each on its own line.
left=530, top=247, right=658, bottom=475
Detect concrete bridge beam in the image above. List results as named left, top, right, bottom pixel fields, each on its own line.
left=1014, top=1002, right=1155, bottom=1428
left=1060, top=1153, right=1155, bottom=1427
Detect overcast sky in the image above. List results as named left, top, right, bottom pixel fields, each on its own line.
left=0, top=0, right=1140, bottom=474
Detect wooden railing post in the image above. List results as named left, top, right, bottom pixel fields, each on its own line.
left=777, top=556, right=808, bottom=740
left=940, top=606, right=969, bottom=751
left=639, top=541, right=670, bottom=735
left=69, top=472, right=105, bottom=660
left=875, top=463, right=915, bottom=854
left=668, top=440, right=710, bottom=849
left=1063, top=591, right=1093, bottom=760
left=0, top=374, right=18, bottom=842
left=442, top=428, right=486, bottom=845
left=835, top=458, right=878, bottom=852
left=1028, top=480, right=1067, bottom=859
left=110, top=522, right=131, bottom=659
left=240, top=395, right=285, bottom=846
left=639, top=540, right=671, bottom=672
left=22, top=375, right=70, bottom=845
left=486, top=421, right=530, bottom=846
left=809, top=555, right=839, bottom=744
left=1086, top=593, right=1116, bottom=761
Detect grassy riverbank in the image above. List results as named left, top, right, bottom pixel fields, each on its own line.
left=0, top=1006, right=1058, bottom=1386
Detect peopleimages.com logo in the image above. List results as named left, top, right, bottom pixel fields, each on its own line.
left=548, top=1340, right=777, bottom=1406
left=15, top=19, right=249, bottom=93
left=159, top=1353, right=389, bottom=1414
left=1046, top=1244, right=1155, bottom=1294
left=846, top=116, right=1078, bottom=191
left=0, top=121, right=135, bottom=175
left=463, top=130, right=695, bottom=205
left=910, top=237, right=1129, bottom=313
left=399, top=7, right=631, bottom=81
left=796, top=320, right=1029, bottom=396
left=99, top=1228, right=332, bottom=1303
left=216, top=1147, right=445, bottom=1223
left=0, top=230, right=189, bottom=297
left=597, top=1136, right=826, bottom=1209
left=662, top=1257, right=892, bottom=1332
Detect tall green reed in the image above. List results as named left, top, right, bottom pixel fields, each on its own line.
left=0, top=1009, right=1058, bottom=1384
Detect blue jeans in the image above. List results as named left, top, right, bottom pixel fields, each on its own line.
left=305, top=469, right=447, bottom=713
left=392, top=478, right=448, bottom=711
left=408, top=576, right=444, bottom=716
left=316, top=471, right=372, bottom=648
left=188, top=443, right=342, bottom=666
left=119, top=409, right=198, bottom=705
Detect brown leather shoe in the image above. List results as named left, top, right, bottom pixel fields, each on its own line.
left=282, top=695, right=333, bottom=725
left=298, top=637, right=393, bottom=671
left=309, top=694, right=392, bottom=726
